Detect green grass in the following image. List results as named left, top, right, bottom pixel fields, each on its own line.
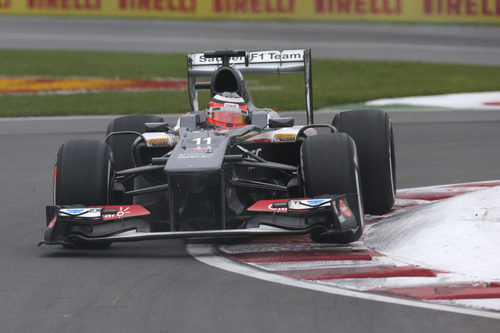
left=1, top=49, right=500, bottom=117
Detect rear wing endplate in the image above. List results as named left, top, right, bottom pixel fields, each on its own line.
left=187, top=49, right=314, bottom=124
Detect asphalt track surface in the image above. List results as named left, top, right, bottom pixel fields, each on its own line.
left=1, top=16, right=500, bottom=333
left=1, top=111, right=500, bottom=332
left=1, top=16, right=500, bottom=65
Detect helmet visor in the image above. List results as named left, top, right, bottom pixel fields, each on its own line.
left=210, top=110, right=247, bottom=125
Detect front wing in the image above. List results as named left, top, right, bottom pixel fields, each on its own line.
left=40, top=196, right=361, bottom=246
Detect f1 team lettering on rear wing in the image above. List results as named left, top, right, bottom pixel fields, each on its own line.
left=192, top=50, right=305, bottom=65
left=187, top=48, right=313, bottom=124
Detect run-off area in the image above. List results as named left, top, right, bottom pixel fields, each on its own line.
left=189, top=181, right=500, bottom=318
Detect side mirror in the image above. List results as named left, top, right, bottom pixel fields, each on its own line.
left=269, top=117, right=294, bottom=128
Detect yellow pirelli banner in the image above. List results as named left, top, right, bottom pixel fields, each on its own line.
left=0, top=1, right=499, bottom=24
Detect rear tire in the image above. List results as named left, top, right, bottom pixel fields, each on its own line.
left=106, top=115, right=164, bottom=203
left=333, top=110, right=395, bottom=215
left=301, top=133, right=363, bottom=243
left=54, top=139, right=113, bottom=249
left=106, top=115, right=164, bottom=171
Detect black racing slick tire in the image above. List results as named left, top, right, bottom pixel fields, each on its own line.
left=301, top=133, right=363, bottom=243
left=55, top=139, right=112, bottom=206
left=54, top=139, right=113, bottom=249
left=333, top=110, right=396, bottom=215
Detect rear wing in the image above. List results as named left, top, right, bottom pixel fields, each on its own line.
left=187, top=49, right=314, bottom=125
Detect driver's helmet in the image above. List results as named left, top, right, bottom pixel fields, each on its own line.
left=207, top=92, right=249, bottom=128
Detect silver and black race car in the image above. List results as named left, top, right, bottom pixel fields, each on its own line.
left=41, top=49, right=395, bottom=248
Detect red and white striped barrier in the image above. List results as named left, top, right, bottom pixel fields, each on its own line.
left=189, top=181, right=500, bottom=317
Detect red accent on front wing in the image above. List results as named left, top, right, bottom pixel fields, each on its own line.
left=48, top=216, right=57, bottom=229
left=247, top=198, right=309, bottom=213
left=339, top=199, right=353, bottom=217
left=92, top=205, right=150, bottom=221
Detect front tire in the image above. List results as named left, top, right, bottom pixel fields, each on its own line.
left=55, top=139, right=112, bottom=206
left=333, top=110, right=395, bottom=215
left=54, top=139, right=113, bottom=249
left=301, top=133, right=363, bottom=243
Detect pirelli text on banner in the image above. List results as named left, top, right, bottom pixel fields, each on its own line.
left=0, top=0, right=9, bottom=9
left=213, top=0, right=295, bottom=13
left=26, top=0, right=102, bottom=10
left=422, top=0, right=500, bottom=16
left=311, top=0, right=500, bottom=22
left=314, top=0, right=403, bottom=15
left=0, top=0, right=499, bottom=24
left=118, top=0, right=197, bottom=12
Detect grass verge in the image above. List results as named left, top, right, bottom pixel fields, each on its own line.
left=1, top=49, right=500, bottom=117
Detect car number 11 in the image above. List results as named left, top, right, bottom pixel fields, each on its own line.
left=193, top=137, right=212, bottom=145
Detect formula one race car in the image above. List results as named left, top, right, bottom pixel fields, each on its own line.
left=41, top=49, right=395, bottom=248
